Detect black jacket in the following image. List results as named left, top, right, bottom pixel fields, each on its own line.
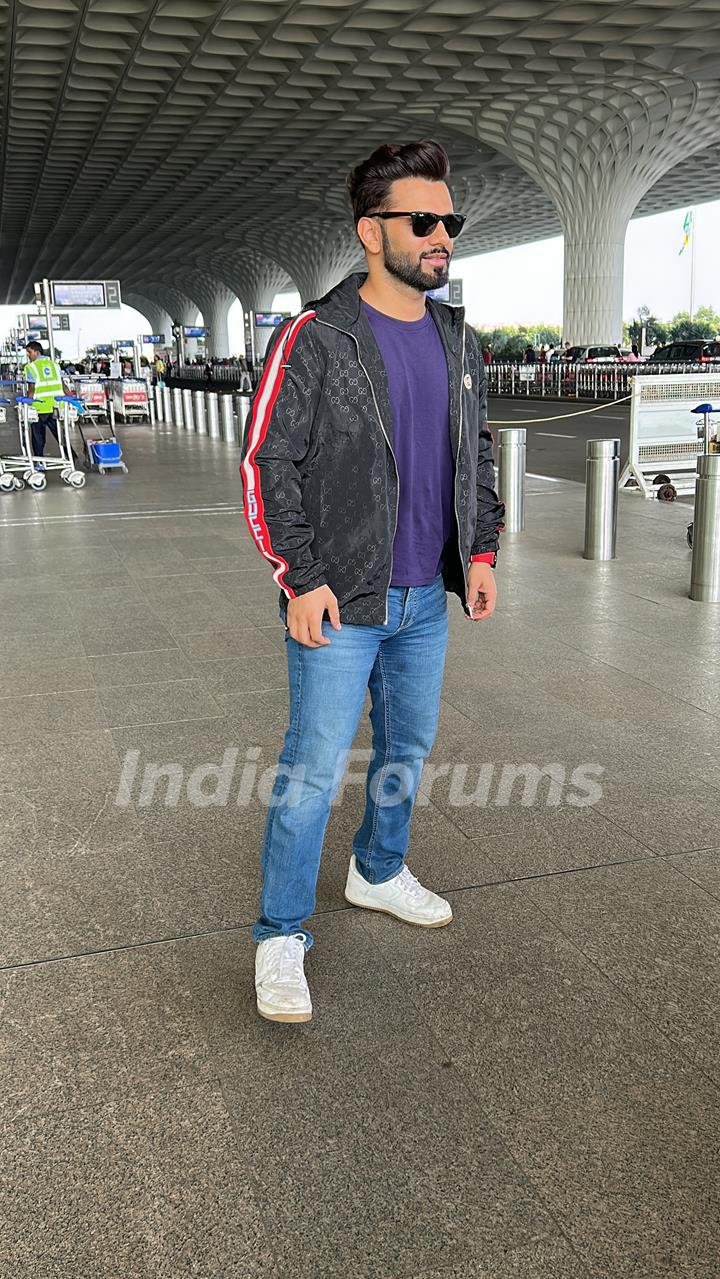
left=241, top=273, right=504, bottom=626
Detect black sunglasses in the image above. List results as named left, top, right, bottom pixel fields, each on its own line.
left=369, top=211, right=466, bottom=239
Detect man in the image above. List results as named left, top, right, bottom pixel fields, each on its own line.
left=23, top=341, right=75, bottom=463
left=241, top=140, right=504, bottom=1023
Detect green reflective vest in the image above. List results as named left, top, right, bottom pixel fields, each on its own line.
left=24, top=357, right=64, bottom=414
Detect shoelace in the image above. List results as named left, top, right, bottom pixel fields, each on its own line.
left=397, top=866, right=425, bottom=900
left=276, top=934, right=306, bottom=985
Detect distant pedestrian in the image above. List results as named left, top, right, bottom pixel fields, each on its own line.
left=483, top=345, right=492, bottom=366
left=523, top=344, right=536, bottom=364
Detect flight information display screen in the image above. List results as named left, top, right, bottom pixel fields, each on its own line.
left=51, top=281, right=107, bottom=307
left=255, top=312, right=288, bottom=327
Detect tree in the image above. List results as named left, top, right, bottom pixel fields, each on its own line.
left=472, top=323, right=561, bottom=361
left=625, top=306, right=668, bottom=349
left=667, top=306, right=720, bottom=342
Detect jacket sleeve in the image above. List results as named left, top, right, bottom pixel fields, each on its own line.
left=469, top=333, right=505, bottom=565
left=241, top=313, right=328, bottom=599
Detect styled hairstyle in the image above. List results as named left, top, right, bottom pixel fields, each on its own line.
left=347, top=140, right=450, bottom=223
left=25, top=340, right=42, bottom=353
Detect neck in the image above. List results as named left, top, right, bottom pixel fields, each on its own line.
left=359, top=269, right=428, bottom=322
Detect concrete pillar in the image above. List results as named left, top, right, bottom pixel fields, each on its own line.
left=124, top=294, right=173, bottom=350
left=472, top=77, right=719, bottom=345
left=561, top=199, right=632, bottom=345
left=198, top=285, right=235, bottom=359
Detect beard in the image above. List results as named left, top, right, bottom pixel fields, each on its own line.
left=380, top=225, right=451, bottom=293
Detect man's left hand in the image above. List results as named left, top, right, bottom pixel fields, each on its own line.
left=466, top=561, right=497, bottom=621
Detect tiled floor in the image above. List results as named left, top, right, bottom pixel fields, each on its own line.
left=1, top=422, right=719, bottom=1278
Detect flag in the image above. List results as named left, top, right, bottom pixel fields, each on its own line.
left=679, top=210, right=693, bottom=256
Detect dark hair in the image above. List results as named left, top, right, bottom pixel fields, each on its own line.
left=25, top=340, right=42, bottom=353
left=347, top=140, right=450, bottom=223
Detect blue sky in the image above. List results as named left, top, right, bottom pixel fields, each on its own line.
left=2, top=199, right=717, bottom=357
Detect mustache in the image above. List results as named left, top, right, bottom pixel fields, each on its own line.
left=421, top=250, right=450, bottom=260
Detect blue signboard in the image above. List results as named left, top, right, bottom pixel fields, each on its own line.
left=142, top=334, right=164, bottom=344
left=183, top=326, right=206, bottom=337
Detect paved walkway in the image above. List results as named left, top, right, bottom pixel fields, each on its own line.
left=1, top=423, right=719, bottom=1278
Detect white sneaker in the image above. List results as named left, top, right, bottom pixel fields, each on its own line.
left=344, top=855, right=453, bottom=928
left=255, top=933, right=312, bottom=1023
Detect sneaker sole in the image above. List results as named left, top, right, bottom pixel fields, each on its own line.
left=257, top=1003, right=312, bottom=1023
left=344, top=893, right=452, bottom=928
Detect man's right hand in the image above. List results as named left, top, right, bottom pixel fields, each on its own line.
left=286, top=585, right=341, bottom=648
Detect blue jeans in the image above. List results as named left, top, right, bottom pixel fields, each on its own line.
left=252, top=576, right=449, bottom=949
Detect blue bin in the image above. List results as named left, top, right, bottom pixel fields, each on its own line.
left=90, top=440, right=122, bottom=463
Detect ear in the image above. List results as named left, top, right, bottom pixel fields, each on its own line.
left=356, top=215, right=383, bottom=258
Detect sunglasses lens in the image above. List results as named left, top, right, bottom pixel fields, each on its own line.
left=411, top=213, right=438, bottom=237
left=410, top=213, right=465, bottom=238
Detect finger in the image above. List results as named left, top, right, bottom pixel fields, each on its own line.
left=327, top=595, right=342, bottom=630
left=298, top=622, right=320, bottom=649
left=309, top=613, right=331, bottom=646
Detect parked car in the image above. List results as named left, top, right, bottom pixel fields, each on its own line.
left=560, top=344, right=625, bottom=362
left=646, top=340, right=720, bottom=365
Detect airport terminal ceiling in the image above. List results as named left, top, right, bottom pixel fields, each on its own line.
left=2, top=0, right=720, bottom=333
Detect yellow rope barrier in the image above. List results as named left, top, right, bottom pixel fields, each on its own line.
left=488, top=394, right=631, bottom=426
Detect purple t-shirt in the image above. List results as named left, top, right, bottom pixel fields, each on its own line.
left=363, top=301, right=454, bottom=587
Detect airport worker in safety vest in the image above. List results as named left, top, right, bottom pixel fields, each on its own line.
left=23, top=340, right=76, bottom=463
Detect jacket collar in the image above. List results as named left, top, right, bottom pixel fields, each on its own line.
left=309, top=271, right=465, bottom=354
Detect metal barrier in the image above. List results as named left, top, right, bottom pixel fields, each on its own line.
left=153, top=384, right=163, bottom=421
left=486, top=362, right=717, bottom=402
left=690, top=454, right=720, bottom=602
left=182, top=387, right=194, bottom=432
left=206, top=392, right=220, bottom=439
left=173, top=364, right=259, bottom=390
left=619, top=373, right=720, bottom=500
left=584, top=439, right=619, bottom=560
left=497, top=428, right=525, bottom=532
left=162, top=386, right=172, bottom=424
left=193, top=389, right=207, bottom=436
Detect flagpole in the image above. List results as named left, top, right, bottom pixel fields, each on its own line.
left=690, top=208, right=696, bottom=321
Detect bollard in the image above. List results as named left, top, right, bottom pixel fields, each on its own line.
left=162, top=386, right=172, bottom=424
left=108, top=398, right=116, bottom=431
left=583, top=438, right=620, bottom=561
left=193, top=389, right=207, bottom=436
left=182, top=387, right=194, bottom=432
left=148, top=392, right=156, bottom=427
left=206, top=391, right=220, bottom=439
left=497, top=428, right=526, bottom=532
left=234, top=394, right=250, bottom=445
left=220, top=394, right=235, bottom=443
left=154, top=384, right=163, bottom=421
left=171, top=387, right=184, bottom=429
left=690, top=453, right=720, bottom=602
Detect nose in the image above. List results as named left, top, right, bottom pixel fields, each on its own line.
left=427, top=224, right=452, bottom=252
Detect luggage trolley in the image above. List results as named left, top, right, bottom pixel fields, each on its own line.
left=4, top=395, right=85, bottom=489
left=0, top=396, right=26, bottom=491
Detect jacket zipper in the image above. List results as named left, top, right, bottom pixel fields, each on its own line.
left=454, top=324, right=468, bottom=608
left=316, top=318, right=399, bottom=624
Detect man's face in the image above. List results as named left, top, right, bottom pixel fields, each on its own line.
left=373, top=177, right=456, bottom=294
left=26, top=347, right=39, bottom=361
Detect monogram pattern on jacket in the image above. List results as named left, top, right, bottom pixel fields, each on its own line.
left=241, top=273, right=504, bottom=626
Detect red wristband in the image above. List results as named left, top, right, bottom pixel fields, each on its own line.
left=470, top=552, right=496, bottom=565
